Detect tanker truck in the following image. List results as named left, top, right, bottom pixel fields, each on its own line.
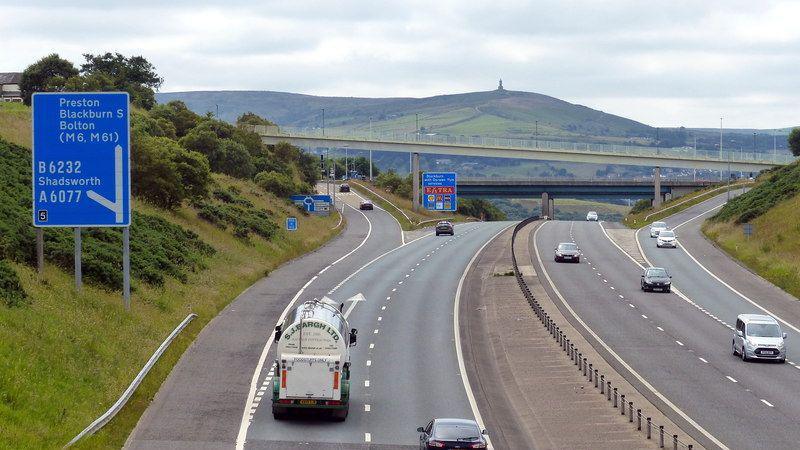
left=272, top=298, right=358, bottom=421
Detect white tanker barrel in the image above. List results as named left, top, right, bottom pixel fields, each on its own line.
left=276, top=299, right=355, bottom=356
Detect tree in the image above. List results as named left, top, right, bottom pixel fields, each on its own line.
left=151, top=101, right=201, bottom=137
left=217, top=140, right=255, bottom=179
left=255, top=171, right=296, bottom=197
left=788, top=128, right=800, bottom=156
left=80, top=52, right=163, bottom=109
left=19, top=53, right=79, bottom=105
left=237, top=112, right=276, bottom=127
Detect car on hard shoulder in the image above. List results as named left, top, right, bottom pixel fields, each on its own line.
left=733, top=314, right=787, bottom=363
left=359, top=200, right=373, bottom=210
left=586, top=211, right=598, bottom=221
left=649, top=221, right=667, bottom=238
left=554, top=242, right=580, bottom=263
left=339, top=183, right=350, bottom=193
left=435, top=220, right=454, bottom=236
left=418, top=418, right=488, bottom=449
left=641, top=267, right=671, bottom=292
left=656, top=230, right=678, bottom=248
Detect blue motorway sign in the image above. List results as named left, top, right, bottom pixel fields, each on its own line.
left=290, top=194, right=332, bottom=214
left=32, top=92, right=130, bottom=227
left=286, top=217, right=298, bottom=231
left=422, top=172, right=457, bottom=211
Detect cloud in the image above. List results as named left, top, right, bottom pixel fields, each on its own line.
left=1, top=0, right=798, bottom=127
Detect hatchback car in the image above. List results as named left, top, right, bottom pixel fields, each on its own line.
left=586, top=211, right=598, bottom=221
left=656, top=230, right=677, bottom=248
left=418, top=418, right=487, bottom=449
left=641, top=267, right=671, bottom=292
left=359, top=200, right=373, bottom=210
left=733, top=314, right=787, bottom=363
left=339, top=183, right=350, bottom=193
left=554, top=242, right=580, bottom=263
left=436, top=221, right=454, bottom=236
left=649, top=221, right=667, bottom=238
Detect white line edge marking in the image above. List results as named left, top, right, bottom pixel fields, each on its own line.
left=365, top=432, right=372, bottom=442
left=726, top=376, right=737, bottom=383
left=235, top=207, right=435, bottom=448
left=454, top=223, right=513, bottom=450
left=761, top=399, right=774, bottom=407
left=699, top=357, right=708, bottom=363
left=535, top=221, right=729, bottom=450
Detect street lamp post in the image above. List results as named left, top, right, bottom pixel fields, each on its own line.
left=535, top=120, right=539, bottom=148
left=719, top=117, right=724, bottom=181
left=322, top=108, right=325, bottom=137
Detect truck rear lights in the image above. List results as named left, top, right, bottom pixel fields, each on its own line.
left=281, top=370, right=287, bottom=388
left=333, top=371, right=339, bottom=389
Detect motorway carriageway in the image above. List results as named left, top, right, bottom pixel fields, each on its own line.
left=237, top=193, right=511, bottom=448
left=532, top=195, right=800, bottom=450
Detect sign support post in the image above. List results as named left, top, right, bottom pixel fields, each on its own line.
left=36, top=229, right=44, bottom=278
left=74, top=227, right=82, bottom=291
left=123, top=227, right=131, bottom=310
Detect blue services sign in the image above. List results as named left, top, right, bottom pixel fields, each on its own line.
left=286, top=217, right=298, bottom=231
left=422, top=172, right=457, bottom=211
left=290, top=194, right=332, bottom=214
left=32, top=92, right=130, bottom=227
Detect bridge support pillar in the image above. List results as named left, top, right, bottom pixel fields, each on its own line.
left=549, top=198, right=555, bottom=220
left=541, top=192, right=549, bottom=219
left=412, top=152, right=420, bottom=212
left=653, top=166, right=662, bottom=208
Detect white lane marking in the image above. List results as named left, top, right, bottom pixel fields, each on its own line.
left=381, top=306, right=386, bottom=310
left=726, top=376, right=738, bottom=383
left=642, top=314, right=648, bottom=319
left=603, top=279, right=608, bottom=283
left=629, top=303, right=635, bottom=308
left=676, top=340, right=684, bottom=346
left=386, top=296, right=391, bottom=300
left=416, top=263, right=420, bottom=266
left=365, top=432, right=372, bottom=442
left=619, top=295, right=624, bottom=299
left=699, top=357, right=708, bottom=363
left=377, top=316, right=382, bottom=321
left=366, top=360, right=371, bottom=366
left=365, top=404, right=371, bottom=412
left=365, top=380, right=370, bottom=387
left=610, top=286, right=615, bottom=290
left=761, top=399, right=774, bottom=407
left=374, top=329, right=379, bottom=334
left=534, top=221, right=729, bottom=450
left=398, top=281, right=403, bottom=285
left=657, top=326, right=665, bottom=331
left=405, top=274, right=410, bottom=277
left=369, top=343, right=374, bottom=349
left=392, top=288, right=397, bottom=292
left=454, top=224, right=512, bottom=450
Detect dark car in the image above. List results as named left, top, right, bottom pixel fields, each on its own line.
left=359, top=200, right=373, bottom=210
left=339, top=183, right=350, bottom=193
left=554, top=242, right=580, bottom=263
left=641, top=267, right=672, bottom=292
left=418, top=418, right=488, bottom=449
left=436, top=220, right=454, bottom=236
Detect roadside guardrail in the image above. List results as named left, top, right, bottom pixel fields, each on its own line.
left=510, top=220, right=697, bottom=450
left=65, top=313, right=198, bottom=447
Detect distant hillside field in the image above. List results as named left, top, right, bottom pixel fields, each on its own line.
left=157, top=88, right=654, bottom=143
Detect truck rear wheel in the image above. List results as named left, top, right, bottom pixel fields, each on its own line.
left=331, top=407, right=348, bottom=422
left=272, top=406, right=288, bottom=420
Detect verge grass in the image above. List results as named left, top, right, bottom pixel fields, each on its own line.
left=0, top=102, right=31, bottom=148
left=702, top=194, right=800, bottom=299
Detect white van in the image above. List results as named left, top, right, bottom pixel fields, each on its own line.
left=733, top=314, right=786, bottom=363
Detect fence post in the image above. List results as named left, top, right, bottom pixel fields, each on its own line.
left=620, top=394, right=625, bottom=415
left=673, top=434, right=678, bottom=450
left=659, top=425, right=664, bottom=448
left=588, top=364, right=593, bottom=381
left=613, top=388, right=618, bottom=407
left=600, top=375, right=605, bottom=393
left=629, top=402, right=634, bottom=422
left=583, top=358, right=587, bottom=376
left=647, top=417, right=652, bottom=439
left=607, top=381, right=611, bottom=401
left=637, top=410, right=642, bottom=430
left=594, top=369, right=598, bottom=387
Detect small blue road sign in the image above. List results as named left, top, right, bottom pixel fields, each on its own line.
left=32, top=92, right=130, bottom=227
left=290, top=194, right=332, bottom=214
left=422, top=172, right=457, bottom=211
left=286, top=217, right=298, bottom=231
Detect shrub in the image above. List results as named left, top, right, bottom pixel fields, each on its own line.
left=458, top=198, right=507, bottom=221
left=255, top=171, right=296, bottom=197
left=0, top=260, right=27, bottom=307
left=194, top=199, right=278, bottom=241
left=712, top=159, right=800, bottom=223
left=630, top=199, right=652, bottom=215
left=218, top=140, right=255, bottom=179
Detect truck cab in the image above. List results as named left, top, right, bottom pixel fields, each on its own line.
left=272, top=298, right=357, bottom=420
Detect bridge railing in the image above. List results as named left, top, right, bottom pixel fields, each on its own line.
left=248, top=124, right=794, bottom=166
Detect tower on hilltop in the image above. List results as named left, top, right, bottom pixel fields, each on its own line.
left=497, top=78, right=504, bottom=91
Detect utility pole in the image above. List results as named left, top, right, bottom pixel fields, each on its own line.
left=535, top=120, right=539, bottom=148
left=415, top=113, right=419, bottom=141
left=322, top=108, right=325, bottom=136
left=720, top=117, right=724, bottom=181
left=344, top=145, right=348, bottom=180
left=774, top=129, right=778, bottom=162
left=656, top=127, right=660, bottom=154
left=693, top=135, right=697, bottom=181
left=753, top=132, right=757, bottom=157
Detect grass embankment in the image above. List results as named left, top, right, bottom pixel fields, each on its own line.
left=348, top=180, right=473, bottom=230
left=703, top=160, right=800, bottom=298
left=0, top=103, right=31, bottom=147
left=624, top=181, right=750, bottom=229
left=0, top=109, right=341, bottom=448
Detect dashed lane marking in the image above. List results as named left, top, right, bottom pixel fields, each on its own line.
left=726, top=376, right=737, bottom=383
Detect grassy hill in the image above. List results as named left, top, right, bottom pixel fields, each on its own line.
left=157, top=88, right=654, bottom=144
left=0, top=103, right=341, bottom=448
left=703, top=161, right=800, bottom=298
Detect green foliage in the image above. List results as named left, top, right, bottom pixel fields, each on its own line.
left=255, top=171, right=304, bottom=197
left=788, top=128, right=800, bottom=157
left=629, top=199, right=652, bottom=215
left=374, top=170, right=412, bottom=199
left=0, top=259, right=27, bottom=307
left=218, top=139, right=255, bottom=178
left=194, top=193, right=278, bottom=240
left=150, top=101, right=201, bottom=137
left=79, top=52, right=164, bottom=109
left=19, top=53, right=79, bottom=105
left=458, top=198, right=507, bottom=221
left=131, top=110, right=177, bottom=139
left=712, top=160, right=800, bottom=224
left=237, top=112, right=275, bottom=126
left=132, top=133, right=211, bottom=209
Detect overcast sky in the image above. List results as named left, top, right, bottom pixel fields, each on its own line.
left=2, top=0, right=798, bottom=128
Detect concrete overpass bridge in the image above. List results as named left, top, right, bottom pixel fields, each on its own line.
left=252, top=126, right=792, bottom=210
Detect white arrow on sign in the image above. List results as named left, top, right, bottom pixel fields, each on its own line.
left=343, top=293, right=366, bottom=319
left=87, top=145, right=125, bottom=223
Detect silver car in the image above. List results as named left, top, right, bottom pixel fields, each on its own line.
left=733, top=314, right=787, bottom=363
left=586, top=211, right=598, bottom=221
left=649, top=221, right=667, bottom=238
left=656, top=230, right=677, bottom=248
